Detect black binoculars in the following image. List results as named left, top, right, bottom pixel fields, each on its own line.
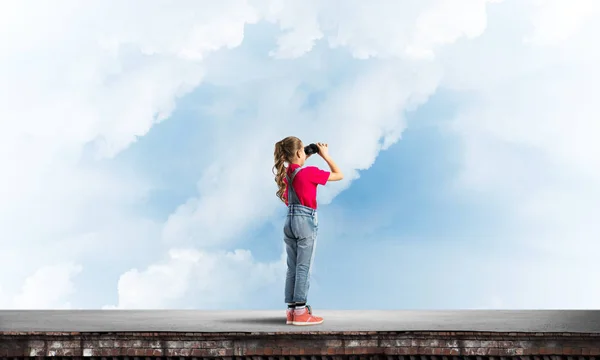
left=304, top=143, right=319, bottom=155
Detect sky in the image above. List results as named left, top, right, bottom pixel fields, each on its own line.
left=0, top=0, right=599, bottom=310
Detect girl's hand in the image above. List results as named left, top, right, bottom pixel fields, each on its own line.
left=317, top=142, right=343, bottom=181
left=316, top=142, right=329, bottom=158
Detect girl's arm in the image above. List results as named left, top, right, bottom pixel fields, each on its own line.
left=316, top=142, right=344, bottom=181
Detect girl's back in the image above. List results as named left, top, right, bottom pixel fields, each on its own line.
left=283, top=164, right=330, bottom=209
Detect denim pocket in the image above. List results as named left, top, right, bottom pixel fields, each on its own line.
left=291, top=214, right=317, bottom=239
left=283, top=215, right=294, bottom=239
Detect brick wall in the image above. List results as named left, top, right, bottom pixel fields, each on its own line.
left=2, top=331, right=600, bottom=359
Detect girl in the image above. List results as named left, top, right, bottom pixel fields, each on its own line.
left=273, top=136, right=343, bottom=326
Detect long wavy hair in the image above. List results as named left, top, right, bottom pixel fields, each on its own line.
left=273, top=136, right=303, bottom=203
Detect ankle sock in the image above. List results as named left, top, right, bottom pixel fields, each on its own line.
left=294, top=303, right=306, bottom=312
left=287, top=303, right=295, bottom=309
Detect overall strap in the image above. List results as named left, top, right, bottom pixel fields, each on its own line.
left=289, top=166, right=304, bottom=183
left=286, top=166, right=304, bottom=206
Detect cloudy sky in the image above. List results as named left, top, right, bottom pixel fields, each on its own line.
left=1, top=0, right=599, bottom=310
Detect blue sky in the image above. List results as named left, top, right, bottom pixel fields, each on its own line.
left=1, top=0, right=599, bottom=310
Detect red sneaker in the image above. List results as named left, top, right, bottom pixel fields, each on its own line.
left=286, top=308, right=294, bottom=324
left=292, top=305, right=323, bottom=326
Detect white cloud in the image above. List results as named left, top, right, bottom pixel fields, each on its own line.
left=443, top=0, right=600, bottom=307
left=260, top=0, right=500, bottom=60
left=525, top=0, right=600, bottom=45
left=258, top=0, right=324, bottom=58
left=109, top=248, right=285, bottom=309
left=405, top=0, right=501, bottom=59
left=3, top=263, right=82, bottom=309
left=0, top=0, right=261, bottom=308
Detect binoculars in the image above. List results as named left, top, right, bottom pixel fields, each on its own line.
left=304, top=143, right=319, bottom=155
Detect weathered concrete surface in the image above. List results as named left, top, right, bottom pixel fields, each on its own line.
left=1, top=310, right=599, bottom=333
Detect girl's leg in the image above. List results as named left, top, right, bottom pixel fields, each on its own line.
left=289, top=214, right=322, bottom=325
left=292, top=234, right=316, bottom=303
left=291, top=229, right=323, bottom=326
left=284, top=235, right=298, bottom=325
left=283, top=225, right=297, bottom=305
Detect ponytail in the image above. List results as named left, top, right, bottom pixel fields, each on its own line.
left=273, top=136, right=302, bottom=203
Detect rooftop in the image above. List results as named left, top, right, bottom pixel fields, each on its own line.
left=1, top=310, right=599, bottom=333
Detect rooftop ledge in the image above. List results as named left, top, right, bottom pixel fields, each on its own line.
left=1, top=310, right=600, bottom=358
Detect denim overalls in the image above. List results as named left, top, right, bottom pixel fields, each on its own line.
left=284, top=166, right=319, bottom=304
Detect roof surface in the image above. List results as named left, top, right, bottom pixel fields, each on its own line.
left=1, top=310, right=599, bottom=333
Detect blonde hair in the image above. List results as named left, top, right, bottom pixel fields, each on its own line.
left=273, top=136, right=303, bottom=203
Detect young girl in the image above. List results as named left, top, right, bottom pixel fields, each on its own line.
left=273, top=136, right=343, bottom=326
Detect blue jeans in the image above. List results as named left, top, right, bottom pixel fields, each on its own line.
left=284, top=204, right=318, bottom=304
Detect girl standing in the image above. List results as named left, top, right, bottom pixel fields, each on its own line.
left=273, top=136, right=343, bottom=325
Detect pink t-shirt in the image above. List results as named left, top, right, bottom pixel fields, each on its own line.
left=283, top=164, right=330, bottom=209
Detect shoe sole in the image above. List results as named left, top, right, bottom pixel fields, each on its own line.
left=292, top=320, right=324, bottom=326
left=286, top=320, right=292, bottom=324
